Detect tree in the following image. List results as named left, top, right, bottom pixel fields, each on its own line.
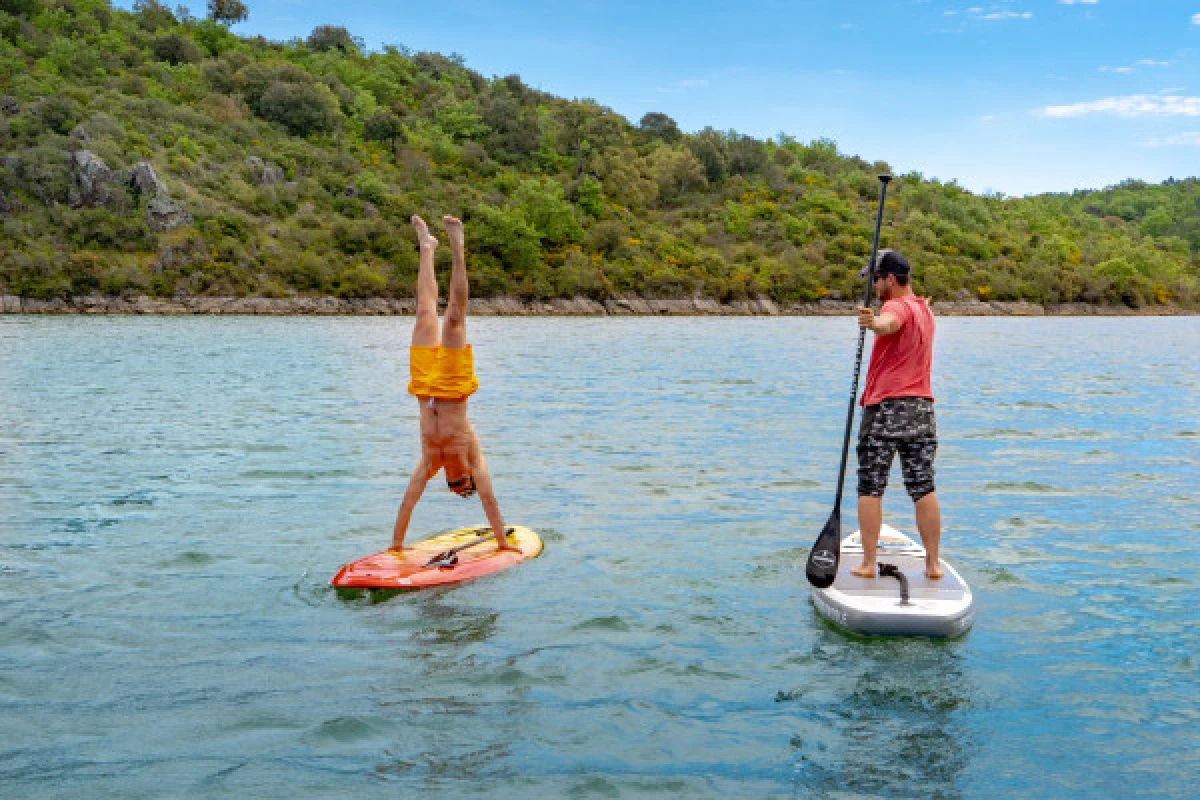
left=647, top=145, right=707, bottom=204
left=207, top=0, right=248, bottom=25
left=556, top=100, right=625, bottom=178
left=363, top=109, right=405, bottom=151
left=687, top=128, right=728, bottom=184
left=638, top=112, right=681, bottom=144
left=306, top=25, right=358, bottom=54
left=133, top=0, right=177, bottom=31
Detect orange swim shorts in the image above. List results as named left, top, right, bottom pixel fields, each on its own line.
left=408, top=345, right=479, bottom=400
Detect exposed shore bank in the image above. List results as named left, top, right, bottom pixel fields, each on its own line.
left=1, top=294, right=1195, bottom=317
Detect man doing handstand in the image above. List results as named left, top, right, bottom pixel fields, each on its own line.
left=391, top=214, right=518, bottom=554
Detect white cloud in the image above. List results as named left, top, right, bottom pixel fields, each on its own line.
left=1193, top=13, right=1200, bottom=25
left=1038, top=94, right=1200, bottom=117
left=1144, top=132, right=1200, bottom=146
left=1059, top=0, right=1098, bottom=5
left=959, top=7, right=1033, bottom=21
left=1100, top=59, right=1169, bottom=74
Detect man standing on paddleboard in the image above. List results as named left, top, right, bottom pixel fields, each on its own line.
left=852, top=249, right=944, bottom=580
left=391, top=215, right=519, bottom=555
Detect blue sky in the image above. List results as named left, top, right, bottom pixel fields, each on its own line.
left=135, top=1, right=1200, bottom=196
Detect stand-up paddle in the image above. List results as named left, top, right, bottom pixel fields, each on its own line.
left=805, top=174, right=892, bottom=588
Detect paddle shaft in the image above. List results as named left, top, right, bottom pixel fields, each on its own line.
left=833, top=175, right=892, bottom=510
left=422, top=526, right=513, bottom=566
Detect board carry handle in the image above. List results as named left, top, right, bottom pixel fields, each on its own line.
left=878, top=563, right=911, bottom=606
left=423, top=527, right=516, bottom=569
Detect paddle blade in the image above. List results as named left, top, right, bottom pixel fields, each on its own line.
left=806, top=508, right=842, bottom=588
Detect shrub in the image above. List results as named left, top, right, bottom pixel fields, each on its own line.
left=202, top=58, right=236, bottom=92
left=18, top=145, right=71, bottom=205
left=255, top=81, right=341, bottom=136
left=334, top=262, right=386, bottom=297
left=5, top=252, right=72, bottom=298
left=514, top=179, right=583, bottom=246
left=0, top=0, right=41, bottom=18
left=239, top=61, right=310, bottom=108
left=152, top=33, right=203, bottom=65
left=38, top=95, right=81, bottom=135
left=355, top=171, right=388, bottom=206
left=65, top=209, right=154, bottom=251
left=469, top=203, right=542, bottom=277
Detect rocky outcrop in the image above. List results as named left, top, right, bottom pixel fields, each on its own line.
left=130, top=162, right=169, bottom=198
left=129, top=161, right=191, bottom=231
left=145, top=193, right=192, bottom=232
left=69, top=150, right=114, bottom=208
left=245, top=156, right=285, bottom=187
left=0, top=96, right=17, bottom=116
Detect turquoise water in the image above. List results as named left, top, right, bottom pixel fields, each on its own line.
left=1, top=315, right=1197, bottom=798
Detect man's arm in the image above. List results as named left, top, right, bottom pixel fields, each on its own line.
left=391, top=458, right=430, bottom=549
left=469, top=445, right=519, bottom=552
left=857, top=306, right=902, bottom=336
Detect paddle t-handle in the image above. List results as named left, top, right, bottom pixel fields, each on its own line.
left=805, top=174, right=892, bottom=589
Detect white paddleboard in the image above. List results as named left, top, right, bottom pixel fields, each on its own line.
left=810, top=523, right=975, bottom=637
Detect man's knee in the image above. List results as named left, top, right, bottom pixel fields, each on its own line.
left=899, top=438, right=936, bottom=502
left=443, top=307, right=466, bottom=331
left=905, top=480, right=936, bottom=503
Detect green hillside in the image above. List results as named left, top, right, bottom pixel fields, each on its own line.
left=1, top=0, right=1198, bottom=307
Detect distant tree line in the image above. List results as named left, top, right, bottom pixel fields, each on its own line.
left=0, top=0, right=1196, bottom=307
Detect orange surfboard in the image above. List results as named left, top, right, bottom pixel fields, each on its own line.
left=331, top=525, right=543, bottom=589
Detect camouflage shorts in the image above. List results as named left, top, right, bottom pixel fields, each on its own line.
left=857, top=397, right=938, bottom=502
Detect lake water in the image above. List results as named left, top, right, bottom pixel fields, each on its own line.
left=1, top=315, right=1197, bottom=798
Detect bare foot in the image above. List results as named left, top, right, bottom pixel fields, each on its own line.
left=411, top=215, right=438, bottom=251
left=442, top=215, right=464, bottom=252
left=925, top=560, right=944, bottom=580
left=851, top=563, right=877, bottom=578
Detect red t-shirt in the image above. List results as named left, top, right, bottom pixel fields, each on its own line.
left=860, top=294, right=935, bottom=407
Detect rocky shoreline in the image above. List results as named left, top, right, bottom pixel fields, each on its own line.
left=1, top=293, right=1195, bottom=317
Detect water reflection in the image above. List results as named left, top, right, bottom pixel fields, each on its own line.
left=784, top=634, right=976, bottom=798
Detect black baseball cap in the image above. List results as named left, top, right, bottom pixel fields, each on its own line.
left=859, top=248, right=910, bottom=278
